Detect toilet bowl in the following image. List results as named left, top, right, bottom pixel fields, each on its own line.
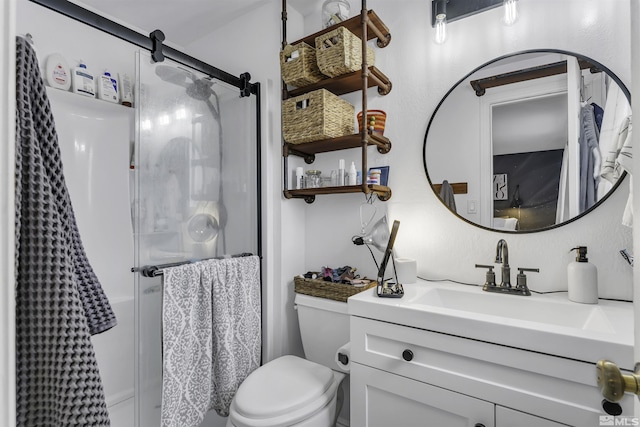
left=226, top=294, right=350, bottom=427
left=226, top=355, right=345, bottom=427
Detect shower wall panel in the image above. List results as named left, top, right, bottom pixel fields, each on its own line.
left=47, top=87, right=136, bottom=416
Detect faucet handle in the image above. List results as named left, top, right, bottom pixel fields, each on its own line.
left=475, top=264, right=496, bottom=290
left=515, top=267, right=539, bottom=296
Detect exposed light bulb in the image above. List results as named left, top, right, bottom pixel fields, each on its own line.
left=434, top=0, right=447, bottom=44
left=435, top=14, right=447, bottom=44
left=503, top=0, right=518, bottom=25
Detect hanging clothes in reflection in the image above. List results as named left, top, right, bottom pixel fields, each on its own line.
left=438, top=180, right=457, bottom=213
left=598, top=81, right=632, bottom=200
left=578, top=103, right=601, bottom=213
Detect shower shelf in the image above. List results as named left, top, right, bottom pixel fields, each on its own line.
left=281, top=2, right=392, bottom=203
left=46, top=86, right=135, bottom=115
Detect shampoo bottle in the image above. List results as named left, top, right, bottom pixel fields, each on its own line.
left=568, top=246, right=598, bottom=304
left=348, top=161, right=357, bottom=185
left=71, top=61, right=95, bottom=98
left=98, top=71, right=119, bottom=103
left=119, top=73, right=134, bottom=107
left=44, top=53, right=71, bottom=91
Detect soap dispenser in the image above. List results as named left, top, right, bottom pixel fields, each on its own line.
left=568, top=246, right=598, bottom=304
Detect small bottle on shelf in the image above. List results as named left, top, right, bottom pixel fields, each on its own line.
left=348, top=161, right=357, bottom=185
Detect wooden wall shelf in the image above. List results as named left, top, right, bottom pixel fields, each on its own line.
left=292, top=10, right=391, bottom=48
left=284, top=133, right=391, bottom=159
left=432, top=182, right=468, bottom=195
left=281, top=2, right=392, bottom=203
left=469, top=59, right=598, bottom=97
left=284, top=184, right=392, bottom=204
left=286, top=66, right=391, bottom=98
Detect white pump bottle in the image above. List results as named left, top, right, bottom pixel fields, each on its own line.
left=567, top=246, right=598, bottom=304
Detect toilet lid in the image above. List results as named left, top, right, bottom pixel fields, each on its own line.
left=233, top=355, right=334, bottom=420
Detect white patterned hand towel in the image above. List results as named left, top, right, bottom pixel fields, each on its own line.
left=162, top=263, right=213, bottom=427
left=204, top=256, right=261, bottom=416
left=161, top=256, right=261, bottom=426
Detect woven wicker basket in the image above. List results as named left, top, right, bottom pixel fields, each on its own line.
left=315, top=26, right=375, bottom=78
left=280, top=42, right=327, bottom=88
left=294, top=276, right=376, bottom=302
left=282, top=88, right=354, bottom=144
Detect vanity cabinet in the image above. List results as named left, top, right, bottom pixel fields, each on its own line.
left=352, top=364, right=566, bottom=427
left=350, top=316, right=629, bottom=427
left=351, top=363, right=495, bottom=427
left=281, top=3, right=392, bottom=203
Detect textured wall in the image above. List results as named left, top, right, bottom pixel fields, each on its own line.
left=301, top=0, right=633, bottom=300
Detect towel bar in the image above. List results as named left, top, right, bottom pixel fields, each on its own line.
left=131, top=252, right=255, bottom=277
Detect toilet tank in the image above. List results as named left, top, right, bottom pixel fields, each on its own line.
left=295, top=293, right=350, bottom=370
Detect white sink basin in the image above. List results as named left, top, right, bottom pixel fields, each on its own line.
left=413, top=287, right=616, bottom=334
left=348, top=280, right=633, bottom=368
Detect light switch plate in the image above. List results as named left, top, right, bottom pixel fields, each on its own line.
left=467, top=200, right=477, bottom=214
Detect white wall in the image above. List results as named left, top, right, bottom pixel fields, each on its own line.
left=293, top=0, right=633, bottom=301
left=186, top=1, right=308, bottom=361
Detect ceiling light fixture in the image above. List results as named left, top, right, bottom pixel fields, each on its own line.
left=434, top=0, right=447, bottom=44
left=503, top=0, right=518, bottom=25
left=431, top=0, right=519, bottom=43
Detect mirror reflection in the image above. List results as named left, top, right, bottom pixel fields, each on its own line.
left=424, top=51, right=631, bottom=232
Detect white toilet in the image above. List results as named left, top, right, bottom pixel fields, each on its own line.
left=226, top=293, right=350, bottom=427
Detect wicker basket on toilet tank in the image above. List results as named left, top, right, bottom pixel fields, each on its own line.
left=294, top=276, right=376, bottom=302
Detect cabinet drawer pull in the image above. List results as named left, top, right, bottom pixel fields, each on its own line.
left=402, top=349, right=414, bottom=361
left=474, top=424, right=485, bottom=427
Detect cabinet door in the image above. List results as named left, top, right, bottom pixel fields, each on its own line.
left=351, top=363, right=494, bottom=427
left=496, top=406, right=569, bottom=427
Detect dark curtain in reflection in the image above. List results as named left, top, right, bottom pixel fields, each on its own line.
left=494, top=149, right=563, bottom=231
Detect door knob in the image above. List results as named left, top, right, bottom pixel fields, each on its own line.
left=596, top=360, right=640, bottom=402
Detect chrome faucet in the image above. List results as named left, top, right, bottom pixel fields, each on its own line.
left=495, top=239, right=511, bottom=288
left=475, top=239, right=538, bottom=296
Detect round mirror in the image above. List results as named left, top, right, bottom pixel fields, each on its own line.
left=424, top=50, right=631, bottom=233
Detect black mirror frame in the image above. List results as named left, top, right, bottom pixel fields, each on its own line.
left=423, top=49, right=631, bottom=234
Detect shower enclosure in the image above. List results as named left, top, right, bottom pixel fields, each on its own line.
left=132, top=52, right=260, bottom=426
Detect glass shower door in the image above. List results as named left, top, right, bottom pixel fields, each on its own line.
left=132, top=50, right=259, bottom=426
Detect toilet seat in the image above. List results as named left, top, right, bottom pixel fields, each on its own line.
left=228, top=355, right=342, bottom=427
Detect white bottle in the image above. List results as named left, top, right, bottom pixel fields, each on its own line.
left=338, top=159, right=345, bottom=186
left=44, top=53, right=71, bottom=91
left=119, top=73, right=134, bottom=106
left=295, top=167, right=304, bottom=190
left=347, top=161, right=357, bottom=185
left=567, top=246, right=598, bottom=304
left=71, top=61, right=95, bottom=98
left=98, top=71, right=119, bottom=103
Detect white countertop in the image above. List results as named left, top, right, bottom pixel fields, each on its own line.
left=348, top=279, right=634, bottom=369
